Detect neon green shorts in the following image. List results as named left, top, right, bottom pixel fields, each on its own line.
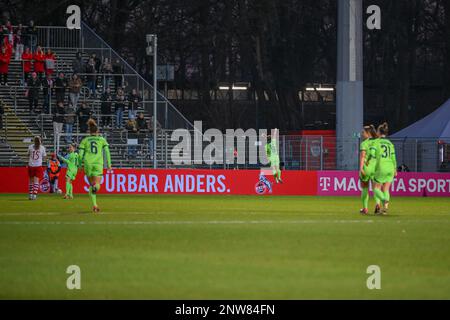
left=84, top=163, right=104, bottom=177
left=359, top=163, right=376, bottom=182
left=270, top=157, right=280, bottom=173
left=374, top=166, right=395, bottom=184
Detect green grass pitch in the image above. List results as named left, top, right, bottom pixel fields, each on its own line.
left=0, top=194, right=449, bottom=299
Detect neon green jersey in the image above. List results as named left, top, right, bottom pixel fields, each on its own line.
left=265, top=139, right=279, bottom=159
left=78, top=135, right=112, bottom=168
left=60, top=151, right=79, bottom=174
left=375, top=138, right=397, bottom=169
left=360, top=138, right=377, bottom=165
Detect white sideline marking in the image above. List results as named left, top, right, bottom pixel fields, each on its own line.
left=0, top=211, right=178, bottom=216
left=0, top=219, right=448, bottom=226
left=0, top=219, right=376, bottom=225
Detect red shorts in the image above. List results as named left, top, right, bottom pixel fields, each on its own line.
left=28, top=166, right=44, bottom=179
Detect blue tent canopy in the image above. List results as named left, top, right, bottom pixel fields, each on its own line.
left=391, top=99, right=450, bottom=138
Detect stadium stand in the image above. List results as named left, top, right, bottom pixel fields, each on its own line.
left=0, top=22, right=193, bottom=168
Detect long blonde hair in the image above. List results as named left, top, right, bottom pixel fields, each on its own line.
left=87, top=118, right=98, bottom=135
left=33, top=136, right=41, bottom=150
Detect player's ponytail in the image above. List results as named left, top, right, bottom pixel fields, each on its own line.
left=363, top=125, right=377, bottom=138
left=378, top=122, right=389, bottom=136
left=33, top=136, right=41, bottom=150
left=87, top=118, right=98, bottom=134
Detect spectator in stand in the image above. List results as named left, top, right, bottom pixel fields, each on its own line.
left=101, top=57, right=113, bottom=90
left=126, top=119, right=138, bottom=158
left=72, top=51, right=84, bottom=74
left=136, top=112, right=147, bottom=131
left=136, top=112, right=147, bottom=154
left=0, top=45, right=11, bottom=85
left=54, top=72, right=67, bottom=103
left=85, top=57, right=97, bottom=97
left=33, top=46, right=45, bottom=79
left=41, top=73, right=53, bottom=113
left=26, top=20, right=38, bottom=52
left=44, top=48, right=56, bottom=77
left=1, top=24, right=8, bottom=43
left=112, top=58, right=123, bottom=90
left=91, top=53, right=101, bottom=72
left=128, top=88, right=141, bottom=120
left=2, top=36, right=13, bottom=56
left=90, top=53, right=101, bottom=90
left=100, top=87, right=113, bottom=128
left=64, top=102, right=76, bottom=143
left=4, top=21, right=13, bottom=44
left=14, top=24, right=24, bottom=61
left=115, top=88, right=126, bottom=129
left=53, top=101, right=65, bottom=148
left=76, top=102, right=92, bottom=133
left=68, top=73, right=82, bottom=109
left=21, top=46, right=33, bottom=83
left=26, top=72, right=40, bottom=112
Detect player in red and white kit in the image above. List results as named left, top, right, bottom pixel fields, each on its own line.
left=27, top=136, right=47, bottom=200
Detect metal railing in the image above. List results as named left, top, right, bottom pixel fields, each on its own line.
left=37, top=26, right=81, bottom=49
left=80, top=22, right=193, bottom=130
left=3, top=112, right=450, bottom=171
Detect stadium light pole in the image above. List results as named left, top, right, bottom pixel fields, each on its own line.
left=147, top=34, right=158, bottom=169
left=336, top=0, right=363, bottom=170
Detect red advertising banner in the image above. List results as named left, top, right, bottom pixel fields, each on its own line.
left=1, top=167, right=450, bottom=196
left=0, top=167, right=317, bottom=195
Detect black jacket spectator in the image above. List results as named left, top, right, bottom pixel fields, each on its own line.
left=72, top=52, right=84, bottom=74
left=53, top=103, right=65, bottom=124
left=54, top=74, right=67, bottom=103
left=76, top=104, right=92, bottom=133
left=136, top=113, right=147, bottom=131
left=26, top=74, right=40, bottom=112
left=100, top=89, right=113, bottom=127
left=91, top=54, right=101, bottom=73
left=27, top=76, right=40, bottom=97
left=128, top=90, right=141, bottom=112
left=112, top=59, right=124, bottom=89
left=41, top=76, right=53, bottom=113
left=85, top=62, right=96, bottom=82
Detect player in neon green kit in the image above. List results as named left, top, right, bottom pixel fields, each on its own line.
left=358, top=125, right=377, bottom=214
left=78, top=119, right=112, bottom=213
left=265, top=128, right=283, bottom=184
left=58, top=143, right=79, bottom=199
left=373, top=122, right=397, bottom=214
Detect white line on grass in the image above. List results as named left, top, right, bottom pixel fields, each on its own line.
left=0, top=219, right=376, bottom=225
left=0, top=219, right=449, bottom=225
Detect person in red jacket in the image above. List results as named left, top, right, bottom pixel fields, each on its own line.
left=0, top=45, right=11, bottom=85
left=33, top=46, right=45, bottom=79
left=2, top=37, right=12, bottom=57
left=22, top=46, right=33, bottom=83
left=44, top=48, right=56, bottom=77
